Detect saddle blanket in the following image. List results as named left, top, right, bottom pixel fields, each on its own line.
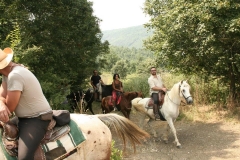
left=0, top=119, right=86, bottom=160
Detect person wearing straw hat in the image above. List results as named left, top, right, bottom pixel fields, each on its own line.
left=0, top=48, right=52, bottom=159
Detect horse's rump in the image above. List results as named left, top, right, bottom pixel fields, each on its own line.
left=131, top=97, right=155, bottom=119
left=0, top=113, right=150, bottom=160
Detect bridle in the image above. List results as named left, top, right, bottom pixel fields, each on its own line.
left=179, top=84, right=192, bottom=102
left=166, top=84, right=192, bottom=106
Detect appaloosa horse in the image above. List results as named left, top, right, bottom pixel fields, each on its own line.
left=0, top=114, right=150, bottom=160
left=101, top=91, right=143, bottom=119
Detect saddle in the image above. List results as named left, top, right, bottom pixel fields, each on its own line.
left=147, top=91, right=165, bottom=109
left=1, top=110, right=71, bottom=160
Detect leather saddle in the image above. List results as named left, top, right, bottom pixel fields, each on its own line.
left=0, top=118, right=70, bottom=160
left=147, top=91, right=165, bottom=108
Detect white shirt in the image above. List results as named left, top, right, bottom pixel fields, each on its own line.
left=3, top=66, right=52, bottom=117
left=148, top=74, right=164, bottom=95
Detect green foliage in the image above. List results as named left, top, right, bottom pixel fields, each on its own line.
left=111, top=140, right=122, bottom=160
left=100, top=46, right=155, bottom=76
left=111, top=60, right=129, bottom=79
left=144, top=0, right=240, bottom=103
left=102, top=25, right=153, bottom=49
left=1, top=0, right=109, bottom=109
left=123, top=73, right=149, bottom=97
left=122, top=71, right=230, bottom=108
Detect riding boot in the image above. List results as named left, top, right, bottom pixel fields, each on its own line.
left=153, top=104, right=160, bottom=120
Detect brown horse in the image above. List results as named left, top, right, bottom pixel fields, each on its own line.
left=101, top=91, right=143, bottom=119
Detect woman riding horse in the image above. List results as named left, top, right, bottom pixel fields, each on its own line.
left=112, top=73, right=123, bottom=111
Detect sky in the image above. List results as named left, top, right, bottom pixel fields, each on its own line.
left=89, top=0, right=150, bottom=31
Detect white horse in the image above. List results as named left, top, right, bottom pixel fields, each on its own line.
left=0, top=114, right=149, bottom=160
left=131, top=80, right=193, bottom=148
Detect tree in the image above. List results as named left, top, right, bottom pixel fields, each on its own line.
left=1, top=0, right=109, bottom=109
left=144, top=0, right=240, bottom=101
left=111, top=60, right=129, bottom=79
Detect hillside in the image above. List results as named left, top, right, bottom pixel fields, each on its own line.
left=102, top=25, right=153, bottom=49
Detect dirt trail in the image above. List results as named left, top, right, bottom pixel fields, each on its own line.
left=108, top=107, right=240, bottom=160
left=68, top=102, right=240, bottom=160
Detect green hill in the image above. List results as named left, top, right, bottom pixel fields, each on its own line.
left=102, top=25, right=153, bottom=49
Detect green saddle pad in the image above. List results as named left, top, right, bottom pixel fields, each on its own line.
left=0, top=119, right=86, bottom=160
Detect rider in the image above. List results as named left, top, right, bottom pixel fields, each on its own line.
left=90, top=70, right=104, bottom=101
left=148, top=67, right=167, bottom=120
left=0, top=48, right=52, bottom=159
left=112, top=73, right=123, bottom=111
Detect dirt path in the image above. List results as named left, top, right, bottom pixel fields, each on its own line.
left=90, top=104, right=240, bottom=160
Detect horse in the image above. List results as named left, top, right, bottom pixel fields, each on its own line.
left=101, top=91, right=143, bottom=119
left=97, top=83, right=113, bottom=100
left=66, top=88, right=95, bottom=114
left=131, top=80, right=193, bottom=148
left=0, top=113, right=150, bottom=160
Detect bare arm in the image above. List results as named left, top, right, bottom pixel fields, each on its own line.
left=6, top=90, right=21, bottom=112
left=0, top=83, right=12, bottom=122
left=151, top=86, right=167, bottom=92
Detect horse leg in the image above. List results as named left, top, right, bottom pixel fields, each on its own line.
left=161, top=122, right=170, bottom=144
left=99, top=93, right=102, bottom=101
left=146, top=118, right=157, bottom=137
left=166, top=118, right=181, bottom=148
left=121, top=110, right=129, bottom=119
left=88, top=104, right=95, bottom=115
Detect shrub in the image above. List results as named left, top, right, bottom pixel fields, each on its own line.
left=111, top=140, right=122, bottom=160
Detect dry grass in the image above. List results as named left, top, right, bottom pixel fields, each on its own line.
left=179, top=104, right=240, bottom=124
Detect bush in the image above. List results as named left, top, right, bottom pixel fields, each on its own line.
left=111, top=140, right=122, bottom=160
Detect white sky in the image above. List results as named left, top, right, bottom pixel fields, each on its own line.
left=89, top=0, right=150, bottom=31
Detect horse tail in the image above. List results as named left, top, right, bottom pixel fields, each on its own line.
left=131, top=98, right=146, bottom=113
left=96, top=114, right=150, bottom=152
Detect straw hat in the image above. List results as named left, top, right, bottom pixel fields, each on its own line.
left=0, top=48, right=13, bottom=69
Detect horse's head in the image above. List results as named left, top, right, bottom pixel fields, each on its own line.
left=179, top=80, right=193, bottom=104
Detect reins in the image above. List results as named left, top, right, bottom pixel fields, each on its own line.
left=166, top=91, right=181, bottom=106
left=166, top=83, right=192, bottom=106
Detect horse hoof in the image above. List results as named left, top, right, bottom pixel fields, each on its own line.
left=177, top=145, right=182, bottom=149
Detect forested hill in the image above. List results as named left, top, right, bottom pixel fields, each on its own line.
left=102, top=25, right=153, bottom=49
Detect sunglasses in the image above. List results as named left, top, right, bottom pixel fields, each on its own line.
left=151, top=70, right=156, bottom=71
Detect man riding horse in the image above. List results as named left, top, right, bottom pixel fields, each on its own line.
left=0, top=48, right=53, bottom=159
left=90, top=70, right=104, bottom=101
left=148, top=67, right=167, bottom=120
